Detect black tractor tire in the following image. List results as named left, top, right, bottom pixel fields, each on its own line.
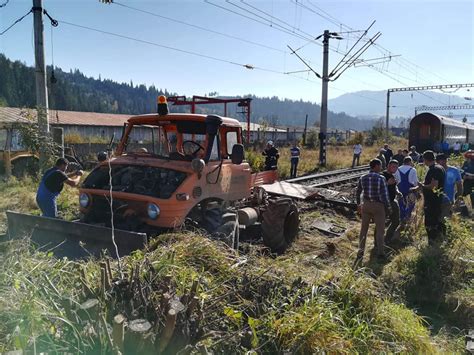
left=261, top=198, right=300, bottom=253
left=213, top=220, right=240, bottom=250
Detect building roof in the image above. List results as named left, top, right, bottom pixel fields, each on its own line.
left=0, top=107, right=133, bottom=127
left=0, top=107, right=32, bottom=127
left=0, top=107, right=290, bottom=132
left=245, top=122, right=286, bottom=132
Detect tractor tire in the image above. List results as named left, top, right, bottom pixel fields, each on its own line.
left=261, top=198, right=300, bottom=253
left=214, top=220, right=240, bottom=250
left=12, top=156, right=39, bottom=177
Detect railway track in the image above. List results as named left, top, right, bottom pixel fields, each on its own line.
left=287, top=165, right=369, bottom=188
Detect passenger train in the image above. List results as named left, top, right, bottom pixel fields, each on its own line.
left=408, top=112, right=474, bottom=152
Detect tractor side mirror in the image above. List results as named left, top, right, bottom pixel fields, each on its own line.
left=191, top=158, right=205, bottom=179
left=231, top=144, right=244, bottom=165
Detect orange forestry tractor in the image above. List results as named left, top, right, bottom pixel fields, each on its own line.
left=7, top=96, right=299, bottom=257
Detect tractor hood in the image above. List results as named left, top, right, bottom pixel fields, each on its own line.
left=82, top=162, right=188, bottom=200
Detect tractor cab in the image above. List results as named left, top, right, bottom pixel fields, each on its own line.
left=116, top=104, right=243, bottom=165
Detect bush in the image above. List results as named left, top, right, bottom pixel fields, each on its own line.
left=305, top=129, right=319, bottom=149
left=348, top=132, right=364, bottom=145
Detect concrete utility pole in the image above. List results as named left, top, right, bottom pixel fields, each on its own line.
left=319, top=30, right=330, bottom=166
left=33, top=0, right=50, bottom=170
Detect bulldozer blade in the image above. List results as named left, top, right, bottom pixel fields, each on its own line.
left=6, top=210, right=147, bottom=259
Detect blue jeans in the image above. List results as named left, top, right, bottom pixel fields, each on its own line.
left=36, top=188, right=58, bottom=218
left=290, top=159, right=299, bottom=178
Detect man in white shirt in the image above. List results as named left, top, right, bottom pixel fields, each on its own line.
left=352, top=143, right=362, bottom=168
left=394, top=156, right=419, bottom=222
left=453, top=141, right=461, bottom=155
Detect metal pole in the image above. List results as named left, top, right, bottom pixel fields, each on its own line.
left=319, top=30, right=329, bottom=167
left=385, top=90, right=390, bottom=136
left=33, top=0, right=49, bottom=170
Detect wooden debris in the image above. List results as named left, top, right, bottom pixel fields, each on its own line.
left=126, top=319, right=153, bottom=354
left=78, top=298, right=99, bottom=321
left=112, top=314, right=126, bottom=353
left=157, top=308, right=177, bottom=352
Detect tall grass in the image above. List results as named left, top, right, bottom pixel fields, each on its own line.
left=0, top=176, right=81, bottom=233
left=246, top=140, right=409, bottom=179
left=0, top=233, right=445, bottom=353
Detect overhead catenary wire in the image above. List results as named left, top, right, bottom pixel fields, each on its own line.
left=301, top=0, right=452, bottom=84
left=58, top=19, right=283, bottom=74
left=0, top=8, right=32, bottom=36
left=112, top=1, right=287, bottom=54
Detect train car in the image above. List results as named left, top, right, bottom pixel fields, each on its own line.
left=408, top=112, right=474, bottom=152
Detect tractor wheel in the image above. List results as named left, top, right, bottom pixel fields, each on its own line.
left=12, top=156, right=39, bottom=177
left=214, top=220, right=240, bottom=250
left=262, top=198, right=300, bottom=253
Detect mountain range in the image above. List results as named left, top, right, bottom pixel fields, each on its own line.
left=328, top=89, right=471, bottom=118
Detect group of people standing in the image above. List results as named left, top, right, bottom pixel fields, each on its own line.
left=262, top=140, right=301, bottom=178
left=356, top=146, right=474, bottom=263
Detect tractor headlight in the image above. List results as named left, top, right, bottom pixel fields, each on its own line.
left=147, top=203, right=160, bottom=219
left=79, top=193, right=90, bottom=208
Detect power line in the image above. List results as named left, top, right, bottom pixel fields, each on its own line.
left=59, top=19, right=276, bottom=71
left=112, top=1, right=286, bottom=54
left=0, top=0, right=10, bottom=8
left=0, top=8, right=32, bottom=36
left=204, top=0, right=325, bottom=49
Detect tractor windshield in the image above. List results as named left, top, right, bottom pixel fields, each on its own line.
left=122, top=121, right=219, bottom=161
left=0, top=128, right=25, bottom=152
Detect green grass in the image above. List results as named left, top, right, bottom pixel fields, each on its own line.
left=381, top=214, right=474, bottom=331
left=0, top=175, right=81, bottom=233
left=0, top=232, right=450, bottom=353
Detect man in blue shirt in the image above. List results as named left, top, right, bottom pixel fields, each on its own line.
left=289, top=142, right=301, bottom=178
left=436, top=153, right=462, bottom=217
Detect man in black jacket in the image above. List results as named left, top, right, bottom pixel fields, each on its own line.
left=262, top=141, right=279, bottom=171
left=420, top=150, right=446, bottom=244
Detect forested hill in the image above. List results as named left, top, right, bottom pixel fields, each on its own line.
left=0, top=54, right=374, bottom=130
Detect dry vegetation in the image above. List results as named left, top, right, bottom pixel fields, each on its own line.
left=247, top=136, right=409, bottom=178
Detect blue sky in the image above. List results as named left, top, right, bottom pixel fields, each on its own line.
left=1, top=0, right=473, bottom=103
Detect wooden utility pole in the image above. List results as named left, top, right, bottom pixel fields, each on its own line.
left=33, top=0, right=50, bottom=170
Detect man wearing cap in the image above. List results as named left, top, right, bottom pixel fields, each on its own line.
left=355, top=158, right=392, bottom=262
left=36, top=158, right=83, bottom=218
left=262, top=141, right=279, bottom=171
left=436, top=153, right=462, bottom=217
left=420, top=150, right=446, bottom=244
